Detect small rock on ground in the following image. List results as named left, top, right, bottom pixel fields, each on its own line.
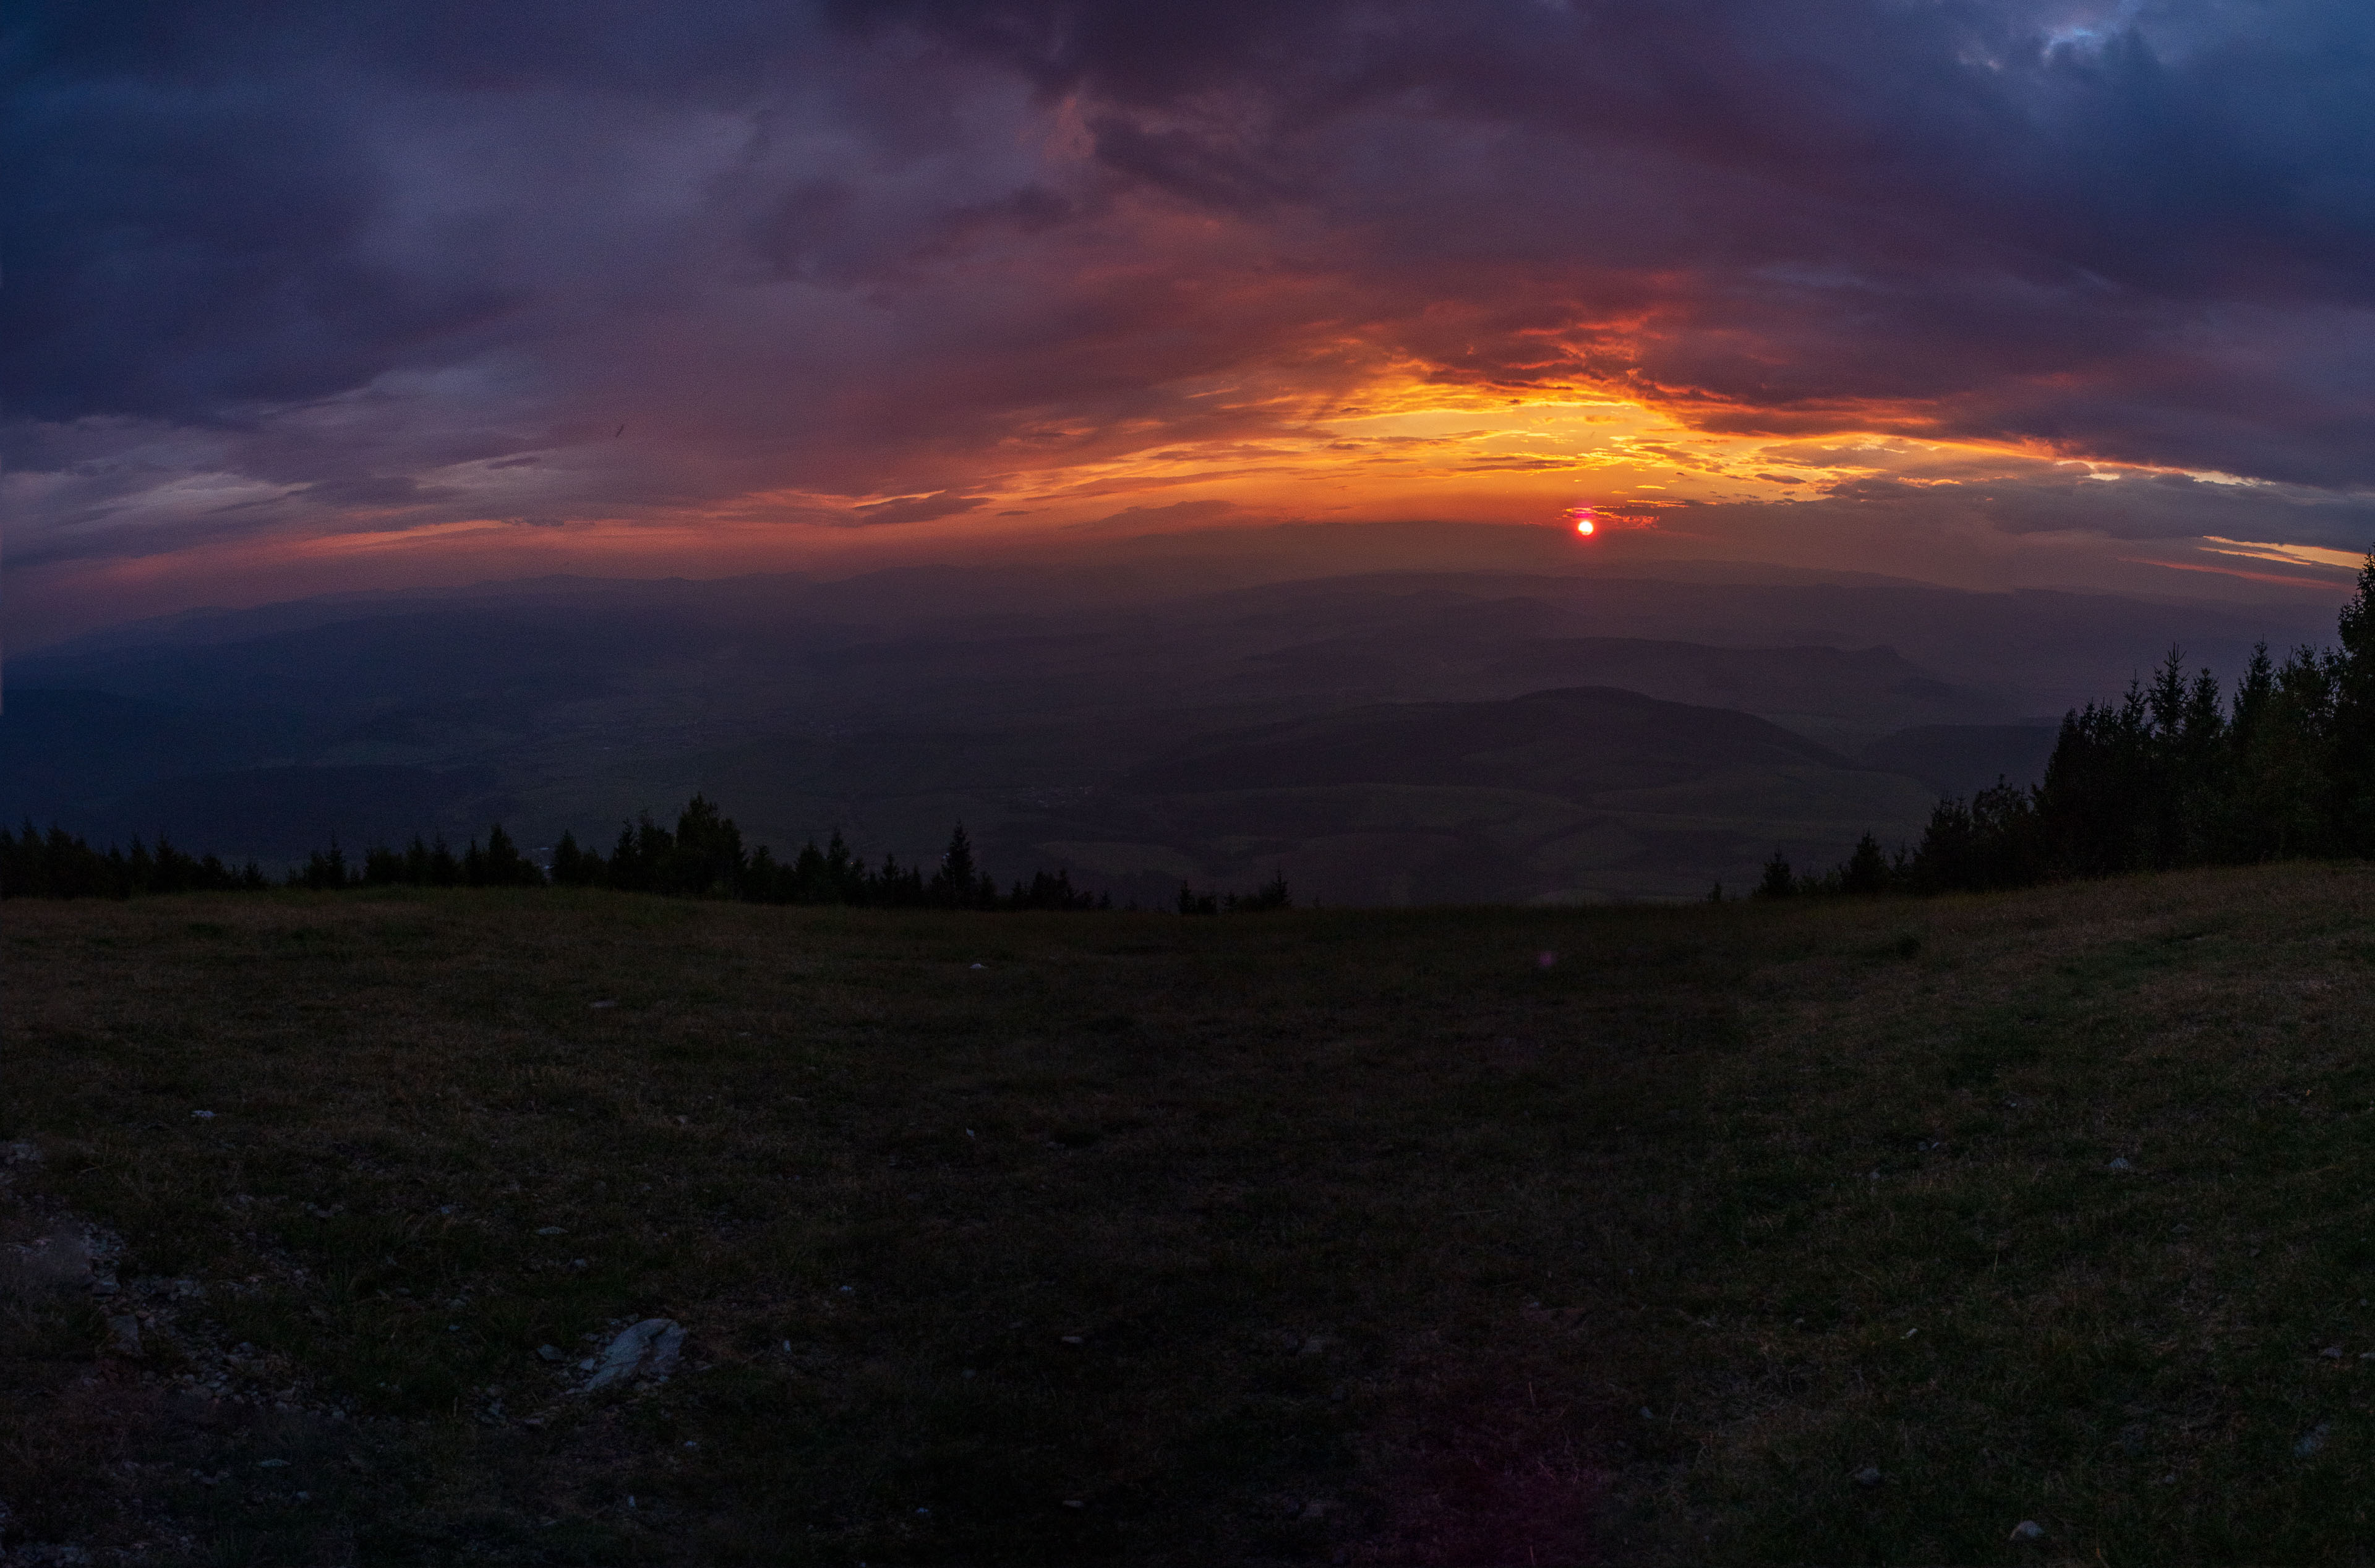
left=579, top=1318, right=685, bottom=1391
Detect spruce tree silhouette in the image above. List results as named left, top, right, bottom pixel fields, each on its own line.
left=672, top=796, right=745, bottom=896
left=1841, top=833, right=1888, bottom=895
left=931, top=823, right=986, bottom=908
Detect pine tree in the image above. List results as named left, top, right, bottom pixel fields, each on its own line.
left=791, top=839, right=828, bottom=903
left=825, top=831, right=862, bottom=902
left=2329, top=552, right=2375, bottom=853
left=551, top=830, right=585, bottom=886
left=672, top=795, right=745, bottom=897
left=1840, top=832, right=1888, bottom=895
left=931, top=823, right=981, bottom=908
left=478, top=824, right=542, bottom=886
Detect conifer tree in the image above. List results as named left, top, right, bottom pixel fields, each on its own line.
left=672, top=795, right=744, bottom=897
left=2329, top=553, right=2375, bottom=853
left=1840, top=833, right=1888, bottom=895
left=931, top=823, right=981, bottom=908
left=791, top=839, right=829, bottom=903
left=477, top=824, right=542, bottom=886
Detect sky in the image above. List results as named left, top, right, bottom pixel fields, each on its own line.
left=9, top=0, right=2375, bottom=644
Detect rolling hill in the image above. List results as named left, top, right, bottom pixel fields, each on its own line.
left=2, top=546, right=2318, bottom=898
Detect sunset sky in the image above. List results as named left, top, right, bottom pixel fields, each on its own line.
left=10, top=0, right=2375, bottom=642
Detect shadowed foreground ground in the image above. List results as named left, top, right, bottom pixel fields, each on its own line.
left=7, top=868, right=2375, bottom=1564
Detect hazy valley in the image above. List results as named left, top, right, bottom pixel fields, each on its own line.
left=2, top=530, right=2324, bottom=905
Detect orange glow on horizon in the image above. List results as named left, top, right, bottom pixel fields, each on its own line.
left=17, top=359, right=2323, bottom=649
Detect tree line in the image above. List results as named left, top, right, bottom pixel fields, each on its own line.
left=2, top=795, right=1293, bottom=912
left=1175, top=872, right=1292, bottom=915
left=0, top=827, right=272, bottom=899
left=48, top=556, right=2375, bottom=912
left=1761, top=552, right=2375, bottom=898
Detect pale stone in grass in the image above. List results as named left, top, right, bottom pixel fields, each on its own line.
left=2296, top=1421, right=2330, bottom=1456
left=580, top=1318, right=685, bottom=1391
left=1852, top=1467, right=1881, bottom=1487
left=105, top=1315, right=142, bottom=1357
left=537, top=1345, right=564, bottom=1361
left=2010, top=1520, right=2046, bottom=1541
left=2108, top=1157, right=2133, bottom=1170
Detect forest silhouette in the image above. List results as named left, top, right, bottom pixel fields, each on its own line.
left=1755, top=553, right=2375, bottom=898
left=17, top=555, right=2375, bottom=910
left=0, top=802, right=1129, bottom=911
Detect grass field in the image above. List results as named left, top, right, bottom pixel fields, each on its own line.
left=7, top=867, right=2375, bottom=1564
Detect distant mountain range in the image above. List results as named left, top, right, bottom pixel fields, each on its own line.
left=1, top=547, right=2318, bottom=901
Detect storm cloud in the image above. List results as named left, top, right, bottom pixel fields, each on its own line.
left=7, top=0, right=2375, bottom=628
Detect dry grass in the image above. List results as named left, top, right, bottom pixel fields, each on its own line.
left=6, top=867, right=2375, bottom=1563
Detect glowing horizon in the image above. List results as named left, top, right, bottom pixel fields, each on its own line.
left=9, top=2, right=2375, bottom=641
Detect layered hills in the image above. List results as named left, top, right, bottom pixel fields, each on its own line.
left=1, top=543, right=2318, bottom=900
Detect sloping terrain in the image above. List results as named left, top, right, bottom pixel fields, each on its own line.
left=682, top=688, right=1936, bottom=905
left=1859, top=722, right=2063, bottom=801
left=8, top=866, right=2375, bottom=1564
left=1251, top=633, right=2003, bottom=747
left=1, top=547, right=2316, bottom=896
left=1115, top=688, right=1844, bottom=798
left=1071, top=687, right=1930, bottom=903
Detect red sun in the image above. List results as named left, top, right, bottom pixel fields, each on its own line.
left=1565, top=505, right=1596, bottom=536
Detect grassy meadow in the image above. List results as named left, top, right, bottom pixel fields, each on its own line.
left=7, top=868, right=2375, bottom=1564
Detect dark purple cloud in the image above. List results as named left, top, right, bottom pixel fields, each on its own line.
left=6, top=0, right=2375, bottom=620
left=823, top=1, right=2375, bottom=480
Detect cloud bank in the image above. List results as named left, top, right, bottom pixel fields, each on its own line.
left=8, top=0, right=2375, bottom=631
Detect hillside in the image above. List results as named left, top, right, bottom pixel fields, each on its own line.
left=1, top=556, right=2319, bottom=901
left=1858, top=723, right=2061, bottom=801
left=7, top=868, right=2375, bottom=1563
left=1076, top=686, right=1933, bottom=903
